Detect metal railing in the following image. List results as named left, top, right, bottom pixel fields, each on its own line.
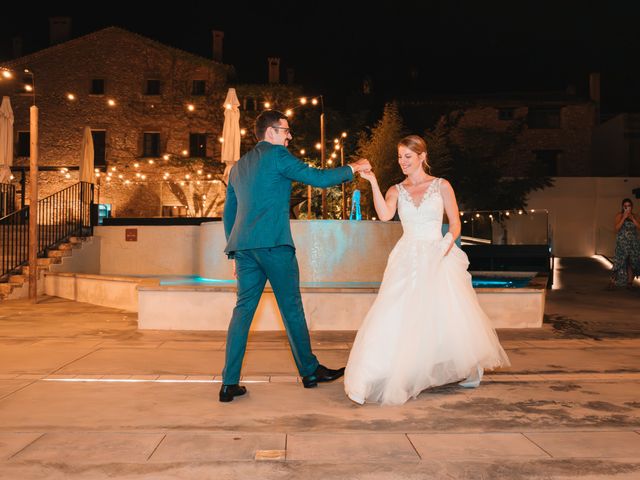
left=1, top=182, right=94, bottom=280
left=0, top=183, right=16, bottom=218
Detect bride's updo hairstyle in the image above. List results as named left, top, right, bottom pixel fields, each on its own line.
left=398, top=135, right=430, bottom=173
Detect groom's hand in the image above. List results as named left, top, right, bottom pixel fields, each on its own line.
left=348, top=158, right=371, bottom=173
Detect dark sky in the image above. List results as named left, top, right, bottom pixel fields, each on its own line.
left=1, top=1, right=639, bottom=112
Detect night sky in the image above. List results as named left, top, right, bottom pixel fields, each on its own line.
left=1, top=1, right=639, bottom=113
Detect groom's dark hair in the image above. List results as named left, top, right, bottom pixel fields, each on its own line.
left=255, top=110, right=288, bottom=140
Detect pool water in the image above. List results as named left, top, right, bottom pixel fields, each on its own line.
left=158, top=276, right=533, bottom=289
left=471, top=276, right=533, bottom=288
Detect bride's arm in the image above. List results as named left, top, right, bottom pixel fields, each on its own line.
left=441, top=180, right=461, bottom=254
left=360, top=170, right=398, bottom=221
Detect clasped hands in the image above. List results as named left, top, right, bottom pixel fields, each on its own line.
left=349, top=158, right=374, bottom=180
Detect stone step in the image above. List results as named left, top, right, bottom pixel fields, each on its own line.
left=69, top=236, right=89, bottom=244
left=37, top=257, right=61, bottom=266
left=0, top=283, right=19, bottom=295
left=20, top=265, right=49, bottom=276
left=58, top=242, right=80, bottom=251
left=47, top=249, right=73, bottom=258
left=8, top=274, right=26, bottom=284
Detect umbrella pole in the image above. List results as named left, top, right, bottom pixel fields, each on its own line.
left=28, top=105, right=38, bottom=302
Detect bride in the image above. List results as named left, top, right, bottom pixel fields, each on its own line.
left=344, top=135, right=510, bottom=406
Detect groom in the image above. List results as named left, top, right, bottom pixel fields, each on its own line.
left=220, top=110, right=371, bottom=402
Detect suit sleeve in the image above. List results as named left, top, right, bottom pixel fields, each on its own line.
left=274, top=146, right=353, bottom=187
left=223, top=180, right=237, bottom=242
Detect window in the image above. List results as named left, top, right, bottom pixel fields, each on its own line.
left=90, top=79, right=105, bottom=95
left=143, top=132, right=161, bottom=157
left=498, top=108, right=515, bottom=121
left=192, top=80, right=206, bottom=96
left=17, top=132, right=30, bottom=156
left=145, top=79, right=161, bottom=95
left=91, top=130, right=106, bottom=166
left=243, top=97, right=255, bottom=111
left=527, top=107, right=561, bottom=129
left=533, top=150, right=561, bottom=176
left=162, top=205, right=188, bottom=217
left=189, top=133, right=207, bottom=157
left=97, top=204, right=112, bottom=225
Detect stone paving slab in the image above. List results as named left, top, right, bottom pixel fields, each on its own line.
left=286, top=433, right=419, bottom=462
left=55, top=348, right=225, bottom=375
left=0, top=433, right=42, bottom=461
left=149, top=433, right=286, bottom=462
left=407, top=432, right=549, bottom=459
left=10, top=432, right=164, bottom=464
left=524, top=431, right=640, bottom=458
left=0, top=346, right=97, bottom=375
left=0, top=380, right=34, bottom=399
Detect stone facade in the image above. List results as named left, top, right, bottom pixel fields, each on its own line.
left=2, top=27, right=305, bottom=217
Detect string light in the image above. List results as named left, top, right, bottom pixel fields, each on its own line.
left=187, top=104, right=195, bottom=112
left=107, top=99, right=116, bottom=107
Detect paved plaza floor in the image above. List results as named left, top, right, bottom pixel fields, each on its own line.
left=0, top=257, right=638, bottom=479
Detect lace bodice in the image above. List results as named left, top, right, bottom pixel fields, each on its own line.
left=396, top=178, right=443, bottom=240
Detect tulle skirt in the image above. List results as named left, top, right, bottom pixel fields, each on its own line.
left=344, top=234, right=510, bottom=406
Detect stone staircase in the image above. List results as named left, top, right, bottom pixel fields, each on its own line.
left=0, top=236, right=91, bottom=301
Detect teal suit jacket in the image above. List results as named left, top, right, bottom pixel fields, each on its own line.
left=223, top=141, right=354, bottom=257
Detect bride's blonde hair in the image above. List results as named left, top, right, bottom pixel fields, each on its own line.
left=398, top=135, right=430, bottom=173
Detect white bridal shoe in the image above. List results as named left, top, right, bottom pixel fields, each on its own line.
left=347, top=392, right=365, bottom=405
left=458, top=365, right=484, bottom=388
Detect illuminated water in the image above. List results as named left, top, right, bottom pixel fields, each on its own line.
left=157, top=275, right=533, bottom=289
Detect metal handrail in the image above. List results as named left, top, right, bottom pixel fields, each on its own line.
left=0, top=183, right=16, bottom=218
left=1, top=182, right=94, bottom=280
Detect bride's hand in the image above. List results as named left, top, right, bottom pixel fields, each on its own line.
left=440, top=233, right=454, bottom=256
left=359, top=169, right=376, bottom=182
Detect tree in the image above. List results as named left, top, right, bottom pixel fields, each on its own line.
left=354, top=102, right=405, bottom=217
left=425, top=111, right=553, bottom=211
left=290, top=107, right=367, bottom=219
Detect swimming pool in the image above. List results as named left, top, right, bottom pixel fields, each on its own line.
left=157, top=275, right=534, bottom=289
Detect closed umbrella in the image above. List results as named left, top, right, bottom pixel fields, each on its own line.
left=221, top=88, right=241, bottom=182
left=0, top=96, right=14, bottom=184
left=79, top=126, right=94, bottom=183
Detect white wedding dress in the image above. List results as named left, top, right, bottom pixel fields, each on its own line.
left=344, top=178, right=510, bottom=406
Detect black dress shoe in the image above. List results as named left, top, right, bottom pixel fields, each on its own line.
left=219, top=384, right=247, bottom=402
left=302, top=364, right=345, bottom=388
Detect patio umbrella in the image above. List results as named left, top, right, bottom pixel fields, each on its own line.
left=79, top=126, right=94, bottom=183
left=0, top=96, right=14, bottom=184
left=221, top=88, right=241, bottom=182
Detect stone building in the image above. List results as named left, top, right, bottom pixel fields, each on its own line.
left=1, top=26, right=305, bottom=218
left=398, top=89, right=598, bottom=177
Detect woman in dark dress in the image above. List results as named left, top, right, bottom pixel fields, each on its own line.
left=611, top=198, right=640, bottom=289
